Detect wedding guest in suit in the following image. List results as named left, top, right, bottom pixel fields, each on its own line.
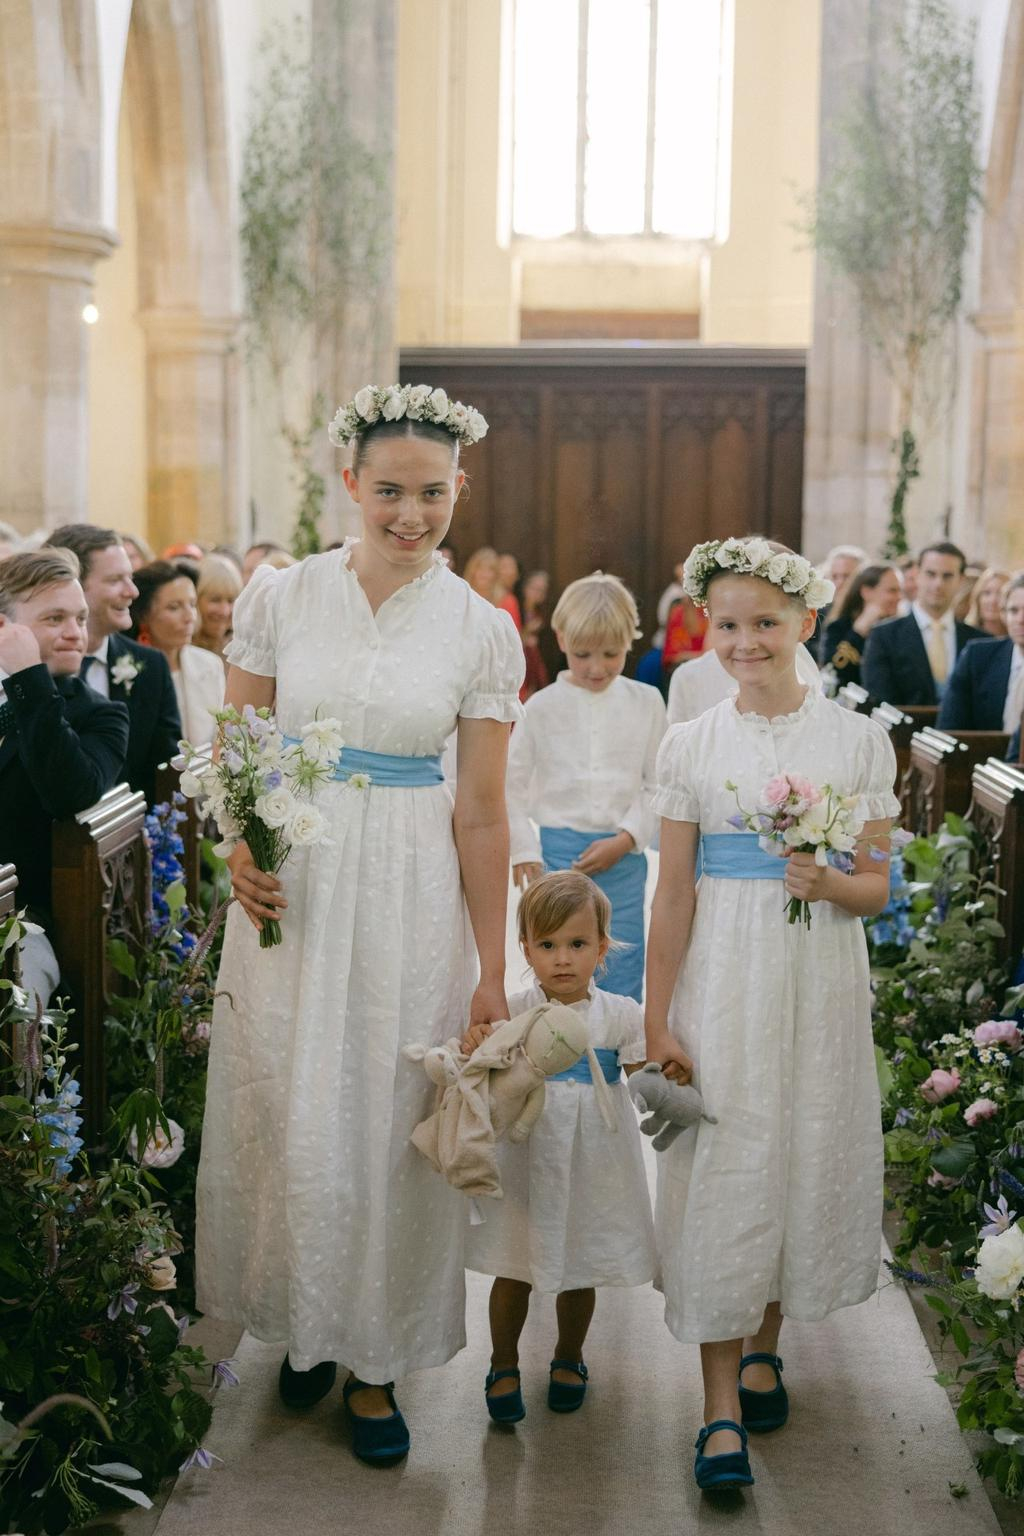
left=938, top=574, right=1024, bottom=733
left=862, top=542, right=984, bottom=707
left=44, top=524, right=182, bottom=804
left=130, top=562, right=224, bottom=747
left=818, top=563, right=903, bottom=688
left=897, top=553, right=919, bottom=615
left=965, top=567, right=1011, bottom=638
left=194, top=553, right=243, bottom=666
left=0, top=550, right=128, bottom=1002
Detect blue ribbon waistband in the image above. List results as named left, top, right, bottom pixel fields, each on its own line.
left=549, top=1047, right=621, bottom=1085
left=283, top=739, right=444, bottom=787
left=700, top=832, right=787, bottom=881
left=539, top=826, right=642, bottom=859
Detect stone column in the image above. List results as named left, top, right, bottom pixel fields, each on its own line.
left=137, top=310, right=242, bottom=554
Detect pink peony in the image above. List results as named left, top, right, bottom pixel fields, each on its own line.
left=762, top=775, right=793, bottom=808
left=964, top=1097, right=999, bottom=1127
left=786, top=774, right=821, bottom=807
left=973, top=1020, right=1023, bottom=1052
left=1016, top=1348, right=1024, bottom=1393
left=919, top=1068, right=961, bottom=1103
left=928, top=1169, right=961, bottom=1190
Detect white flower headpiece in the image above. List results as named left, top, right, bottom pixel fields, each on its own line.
left=328, top=384, right=488, bottom=449
left=682, top=538, right=835, bottom=611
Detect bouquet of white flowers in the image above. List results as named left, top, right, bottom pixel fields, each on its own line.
left=178, top=705, right=351, bottom=948
left=725, top=772, right=886, bottom=928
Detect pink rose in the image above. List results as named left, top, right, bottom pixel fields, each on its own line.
left=786, top=774, right=821, bottom=807
left=973, top=1020, right=1023, bottom=1052
left=928, top=1169, right=961, bottom=1190
left=919, top=1068, right=961, bottom=1103
left=762, top=775, right=792, bottom=809
left=1016, top=1348, right=1024, bottom=1393
left=964, top=1097, right=999, bottom=1127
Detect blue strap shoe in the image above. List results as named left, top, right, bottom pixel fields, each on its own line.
left=547, top=1358, right=588, bottom=1413
left=485, top=1368, right=526, bottom=1424
left=694, top=1419, right=754, bottom=1490
left=738, top=1351, right=788, bottom=1433
left=342, top=1378, right=410, bottom=1466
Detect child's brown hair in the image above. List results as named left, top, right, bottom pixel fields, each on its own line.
left=517, top=870, right=614, bottom=948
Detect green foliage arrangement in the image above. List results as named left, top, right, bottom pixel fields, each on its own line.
left=803, top=0, right=983, bottom=556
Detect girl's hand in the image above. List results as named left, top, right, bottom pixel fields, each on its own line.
left=462, top=979, right=510, bottom=1054
left=574, top=831, right=635, bottom=876
left=645, top=1028, right=694, bottom=1085
left=784, top=850, right=832, bottom=904
left=513, top=861, right=544, bottom=890
left=227, top=841, right=287, bottom=929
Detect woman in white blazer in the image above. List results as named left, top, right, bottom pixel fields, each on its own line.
left=130, top=560, right=225, bottom=747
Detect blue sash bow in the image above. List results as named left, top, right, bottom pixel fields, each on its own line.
left=548, top=1047, right=621, bottom=1085
left=283, top=739, right=444, bottom=787
left=699, top=832, right=787, bottom=880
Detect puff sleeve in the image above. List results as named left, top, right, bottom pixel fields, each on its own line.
left=223, top=564, right=283, bottom=677
left=855, top=719, right=901, bottom=820
left=458, top=608, right=526, bottom=725
left=651, top=723, right=702, bottom=823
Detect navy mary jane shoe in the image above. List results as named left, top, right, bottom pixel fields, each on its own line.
left=547, top=1358, right=588, bottom=1413
left=485, top=1368, right=526, bottom=1424
left=342, top=1377, right=410, bottom=1466
left=694, top=1419, right=754, bottom=1491
left=278, top=1355, right=337, bottom=1409
left=738, top=1351, right=789, bottom=1433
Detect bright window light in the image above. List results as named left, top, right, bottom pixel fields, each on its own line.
left=512, top=0, right=578, bottom=238
left=584, top=0, right=650, bottom=235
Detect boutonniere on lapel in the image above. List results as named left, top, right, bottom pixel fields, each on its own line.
left=110, top=654, right=144, bottom=694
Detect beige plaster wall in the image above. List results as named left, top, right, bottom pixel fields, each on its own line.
left=396, top=0, right=820, bottom=346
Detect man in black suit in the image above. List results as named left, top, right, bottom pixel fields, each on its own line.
left=0, top=550, right=129, bottom=1002
left=862, top=541, right=985, bottom=707
left=44, top=524, right=181, bottom=803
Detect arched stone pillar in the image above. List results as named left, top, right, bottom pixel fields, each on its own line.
left=125, top=0, right=241, bottom=549
left=969, top=0, right=1024, bottom=569
left=0, top=2, right=113, bottom=528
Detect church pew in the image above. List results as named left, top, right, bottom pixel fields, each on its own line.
left=968, top=759, right=1024, bottom=966
left=50, top=784, right=150, bottom=1141
left=871, top=703, right=939, bottom=789
left=901, top=728, right=1012, bottom=837
left=838, top=682, right=871, bottom=713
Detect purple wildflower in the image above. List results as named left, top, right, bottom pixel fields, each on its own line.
left=264, top=769, right=284, bottom=791
left=179, top=1447, right=223, bottom=1472
left=869, top=847, right=888, bottom=862
left=894, top=1107, right=914, bottom=1127
left=980, top=1194, right=1017, bottom=1238
left=213, top=1359, right=240, bottom=1389
left=107, top=1281, right=140, bottom=1321
left=726, top=813, right=746, bottom=830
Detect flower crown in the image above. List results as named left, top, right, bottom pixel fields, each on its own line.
left=328, top=384, right=488, bottom=449
left=682, top=538, right=835, bottom=611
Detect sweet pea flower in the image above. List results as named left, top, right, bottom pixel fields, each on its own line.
left=964, top=1098, right=999, bottom=1128
left=919, top=1068, right=961, bottom=1103
left=980, top=1195, right=1016, bottom=1238
left=974, top=1020, right=1023, bottom=1052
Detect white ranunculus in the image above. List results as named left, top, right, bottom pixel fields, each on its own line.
left=976, top=1222, right=1024, bottom=1299
left=287, top=804, right=328, bottom=847
left=354, top=386, right=379, bottom=422
left=427, top=387, right=449, bottom=418
left=255, top=787, right=298, bottom=829
left=382, top=386, right=407, bottom=421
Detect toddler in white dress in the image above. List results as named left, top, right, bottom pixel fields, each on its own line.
left=466, top=870, right=656, bottom=1423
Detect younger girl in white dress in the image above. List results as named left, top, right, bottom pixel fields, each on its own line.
left=466, top=870, right=656, bottom=1422
left=644, top=537, right=899, bottom=1492
left=508, top=574, right=666, bottom=1001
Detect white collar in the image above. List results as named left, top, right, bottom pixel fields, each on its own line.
left=89, top=634, right=111, bottom=664
left=1011, top=643, right=1024, bottom=677
left=911, top=602, right=954, bottom=636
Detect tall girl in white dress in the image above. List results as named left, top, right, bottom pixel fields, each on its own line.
left=644, top=538, right=899, bottom=1492
left=195, top=386, right=524, bottom=1466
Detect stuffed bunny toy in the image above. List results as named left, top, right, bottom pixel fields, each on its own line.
left=628, top=1062, right=716, bottom=1150
left=404, top=1001, right=616, bottom=1198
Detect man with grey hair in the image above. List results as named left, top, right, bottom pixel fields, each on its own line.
left=0, top=550, right=128, bottom=1003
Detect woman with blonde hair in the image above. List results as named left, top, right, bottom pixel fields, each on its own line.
left=463, top=546, right=499, bottom=603
left=194, top=553, right=243, bottom=663
left=965, top=567, right=1011, bottom=638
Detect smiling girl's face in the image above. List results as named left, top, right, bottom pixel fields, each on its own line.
left=706, top=574, right=815, bottom=690
left=342, top=433, right=464, bottom=575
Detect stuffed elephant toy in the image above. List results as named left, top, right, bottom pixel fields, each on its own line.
left=628, top=1062, right=716, bottom=1150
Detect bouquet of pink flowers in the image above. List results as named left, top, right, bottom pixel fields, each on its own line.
left=178, top=705, right=358, bottom=948
left=725, top=772, right=884, bottom=928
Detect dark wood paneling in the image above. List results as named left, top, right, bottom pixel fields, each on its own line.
left=400, top=346, right=806, bottom=647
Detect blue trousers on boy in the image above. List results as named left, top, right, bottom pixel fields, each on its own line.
left=539, top=826, right=647, bottom=1002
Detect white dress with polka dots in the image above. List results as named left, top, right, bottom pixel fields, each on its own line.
left=195, top=542, right=524, bottom=1380
left=652, top=688, right=900, bottom=1345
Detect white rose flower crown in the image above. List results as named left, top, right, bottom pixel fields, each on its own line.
left=328, top=383, right=488, bottom=449
left=682, top=537, right=835, bottom=612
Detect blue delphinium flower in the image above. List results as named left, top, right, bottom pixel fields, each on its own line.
left=35, top=1075, right=84, bottom=1178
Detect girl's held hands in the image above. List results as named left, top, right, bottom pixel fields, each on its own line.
left=783, top=850, right=832, bottom=904
left=645, top=1027, right=694, bottom=1085
left=227, top=841, right=287, bottom=929
left=513, top=861, right=544, bottom=890
left=461, top=979, right=510, bottom=1055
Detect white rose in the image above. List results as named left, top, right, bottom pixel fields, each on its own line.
left=805, top=576, right=835, bottom=609
left=255, top=787, right=298, bottom=829
left=976, top=1223, right=1024, bottom=1299
left=406, top=384, right=431, bottom=418
left=353, top=386, right=380, bottom=422
left=715, top=538, right=743, bottom=568
left=782, top=556, right=813, bottom=593
left=381, top=386, right=407, bottom=422
left=448, top=402, right=470, bottom=431
left=765, top=553, right=792, bottom=586
left=287, top=805, right=328, bottom=847
left=146, top=1254, right=177, bottom=1291
left=427, top=387, right=449, bottom=418
left=466, top=407, right=488, bottom=442
left=742, top=537, right=774, bottom=569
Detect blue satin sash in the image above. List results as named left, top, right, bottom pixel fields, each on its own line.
left=539, top=826, right=647, bottom=1002
left=283, top=739, right=444, bottom=787
left=699, top=832, right=787, bottom=880
left=548, top=1047, right=621, bottom=1085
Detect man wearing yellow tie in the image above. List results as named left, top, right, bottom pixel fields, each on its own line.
left=862, top=542, right=985, bottom=707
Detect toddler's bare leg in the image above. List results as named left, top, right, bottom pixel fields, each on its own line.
left=552, top=1287, right=596, bottom=1383
left=700, top=1339, right=744, bottom=1455
left=488, top=1277, right=531, bottom=1396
